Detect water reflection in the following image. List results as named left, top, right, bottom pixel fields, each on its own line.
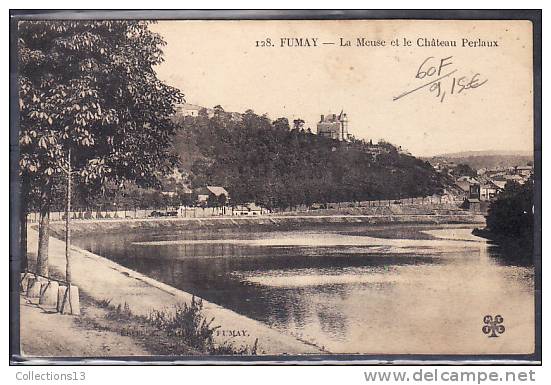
left=72, top=223, right=534, bottom=354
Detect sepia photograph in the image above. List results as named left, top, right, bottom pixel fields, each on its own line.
left=9, top=10, right=541, bottom=364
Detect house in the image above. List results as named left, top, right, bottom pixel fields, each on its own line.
left=455, top=180, right=473, bottom=196
left=456, top=176, right=477, bottom=183
left=504, top=174, right=525, bottom=183
left=397, top=146, right=412, bottom=155
left=515, top=165, right=533, bottom=177
left=317, top=111, right=351, bottom=141
left=469, top=183, right=481, bottom=200
left=492, top=180, right=507, bottom=190
left=465, top=198, right=481, bottom=212
left=480, top=181, right=500, bottom=201
left=455, top=177, right=478, bottom=195
left=175, top=103, right=207, bottom=117
left=194, top=186, right=230, bottom=205
left=207, top=186, right=229, bottom=199
left=232, top=203, right=264, bottom=216
left=477, top=168, right=487, bottom=175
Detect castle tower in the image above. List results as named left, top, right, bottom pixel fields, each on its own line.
left=339, top=111, right=349, bottom=141
left=317, top=110, right=350, bottom=141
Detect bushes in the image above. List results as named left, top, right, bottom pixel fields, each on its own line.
left=147, top=296, right=258, bottom=355
left=102, top=297, right=260, bottom=355
left=148, top=296, right=217, bottom=352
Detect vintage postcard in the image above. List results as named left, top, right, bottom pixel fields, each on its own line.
left=10, top=12, right=540, bottom=363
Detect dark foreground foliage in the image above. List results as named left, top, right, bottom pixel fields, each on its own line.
left=480, top=177, right=534, bottom=265
left=486, top=178, right=534, bottom=240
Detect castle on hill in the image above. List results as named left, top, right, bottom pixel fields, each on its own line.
left=316, top=111, right=351, bottom=141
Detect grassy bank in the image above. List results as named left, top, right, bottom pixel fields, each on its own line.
left=78, top=295, right=259, bottom=356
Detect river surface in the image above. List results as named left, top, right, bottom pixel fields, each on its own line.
left=72, top=223, right=535, bottom=354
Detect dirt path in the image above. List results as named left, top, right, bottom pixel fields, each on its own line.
left=20, top=297, right=149, bottom=357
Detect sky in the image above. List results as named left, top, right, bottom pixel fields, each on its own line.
left=149, top=20, right=534, bottom=157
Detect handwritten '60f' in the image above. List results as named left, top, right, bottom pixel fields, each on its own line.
left=393, top=56, right=488, bottom=102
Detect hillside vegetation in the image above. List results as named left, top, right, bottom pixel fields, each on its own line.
left=172, top=108, right=448, bottom=209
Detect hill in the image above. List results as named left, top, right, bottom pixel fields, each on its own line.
left=171, top=107, right=449, bottom=209
left=426, top=150, right=533, bottom=170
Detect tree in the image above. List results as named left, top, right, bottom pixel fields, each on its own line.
left=453, top=163, right=477, bottom=177
left=292, top=119, right=305, bottom=131
left=272, top=117, right=290, bottom=131
left=175, top=110, right=446, bottom=209
left=18, top=21, right=183, bottom=278
left=486, top=178, right=533, bottom=239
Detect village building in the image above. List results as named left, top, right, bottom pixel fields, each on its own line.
left=455, top=176, right=478, bottom=196
left=504, top=174, right=526, bottom=184
left=455, top=176, right=502, bottom=203
left=232, top=202, right=265, bottom=216
left=194, top=186, right=230, bottom=205
left=492, top=180, right=507, bottom=190
left=465, top=198, right=481, bottom=212
left=454, top=180, right=472, bottom=196
left=469, top=183, right=481, bottom=200
left=457, top=176, right=478, bottom=183
left=480, top=181, right=500, bottom=201
left=515, top=165, right=533, bottom=177
left=461, top=183, right=481, bottom=212
left=175, top=103, right=207, bottom=117
left=317, top=111, right=351, bottom=141
left=397, top=146, right=412, bottom=155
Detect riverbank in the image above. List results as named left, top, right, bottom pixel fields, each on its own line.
left=20, top=228, right=325, bottom=357
left=47, top=213, right=486, bottom=237
left=472, top=228, right=534, bottom=266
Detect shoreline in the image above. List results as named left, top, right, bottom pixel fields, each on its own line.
left=46, top=213, right=486, bottom=237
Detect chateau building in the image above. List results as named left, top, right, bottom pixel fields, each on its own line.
left=317, top=111, right=350, bottom=141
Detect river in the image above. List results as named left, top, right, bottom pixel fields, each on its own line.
left=72, top=222, right=534, bottom=354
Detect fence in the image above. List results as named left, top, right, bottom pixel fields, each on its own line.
left=271, top=195, right=462, bottom=213
left=330, top=195, right=459, bottom=208
left=26, top=206, right=229, bottom=223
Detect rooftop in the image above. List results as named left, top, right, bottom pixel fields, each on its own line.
left=206, top=186, right=229, bottom=197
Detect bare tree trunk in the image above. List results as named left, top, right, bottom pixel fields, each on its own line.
left=65, top=150, right=72, bottom=284
left=36, top=203, right=50, bottom=277
left=20, top=204, right=28, bottom=272
left=20, top=177, right=29, bottom=272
